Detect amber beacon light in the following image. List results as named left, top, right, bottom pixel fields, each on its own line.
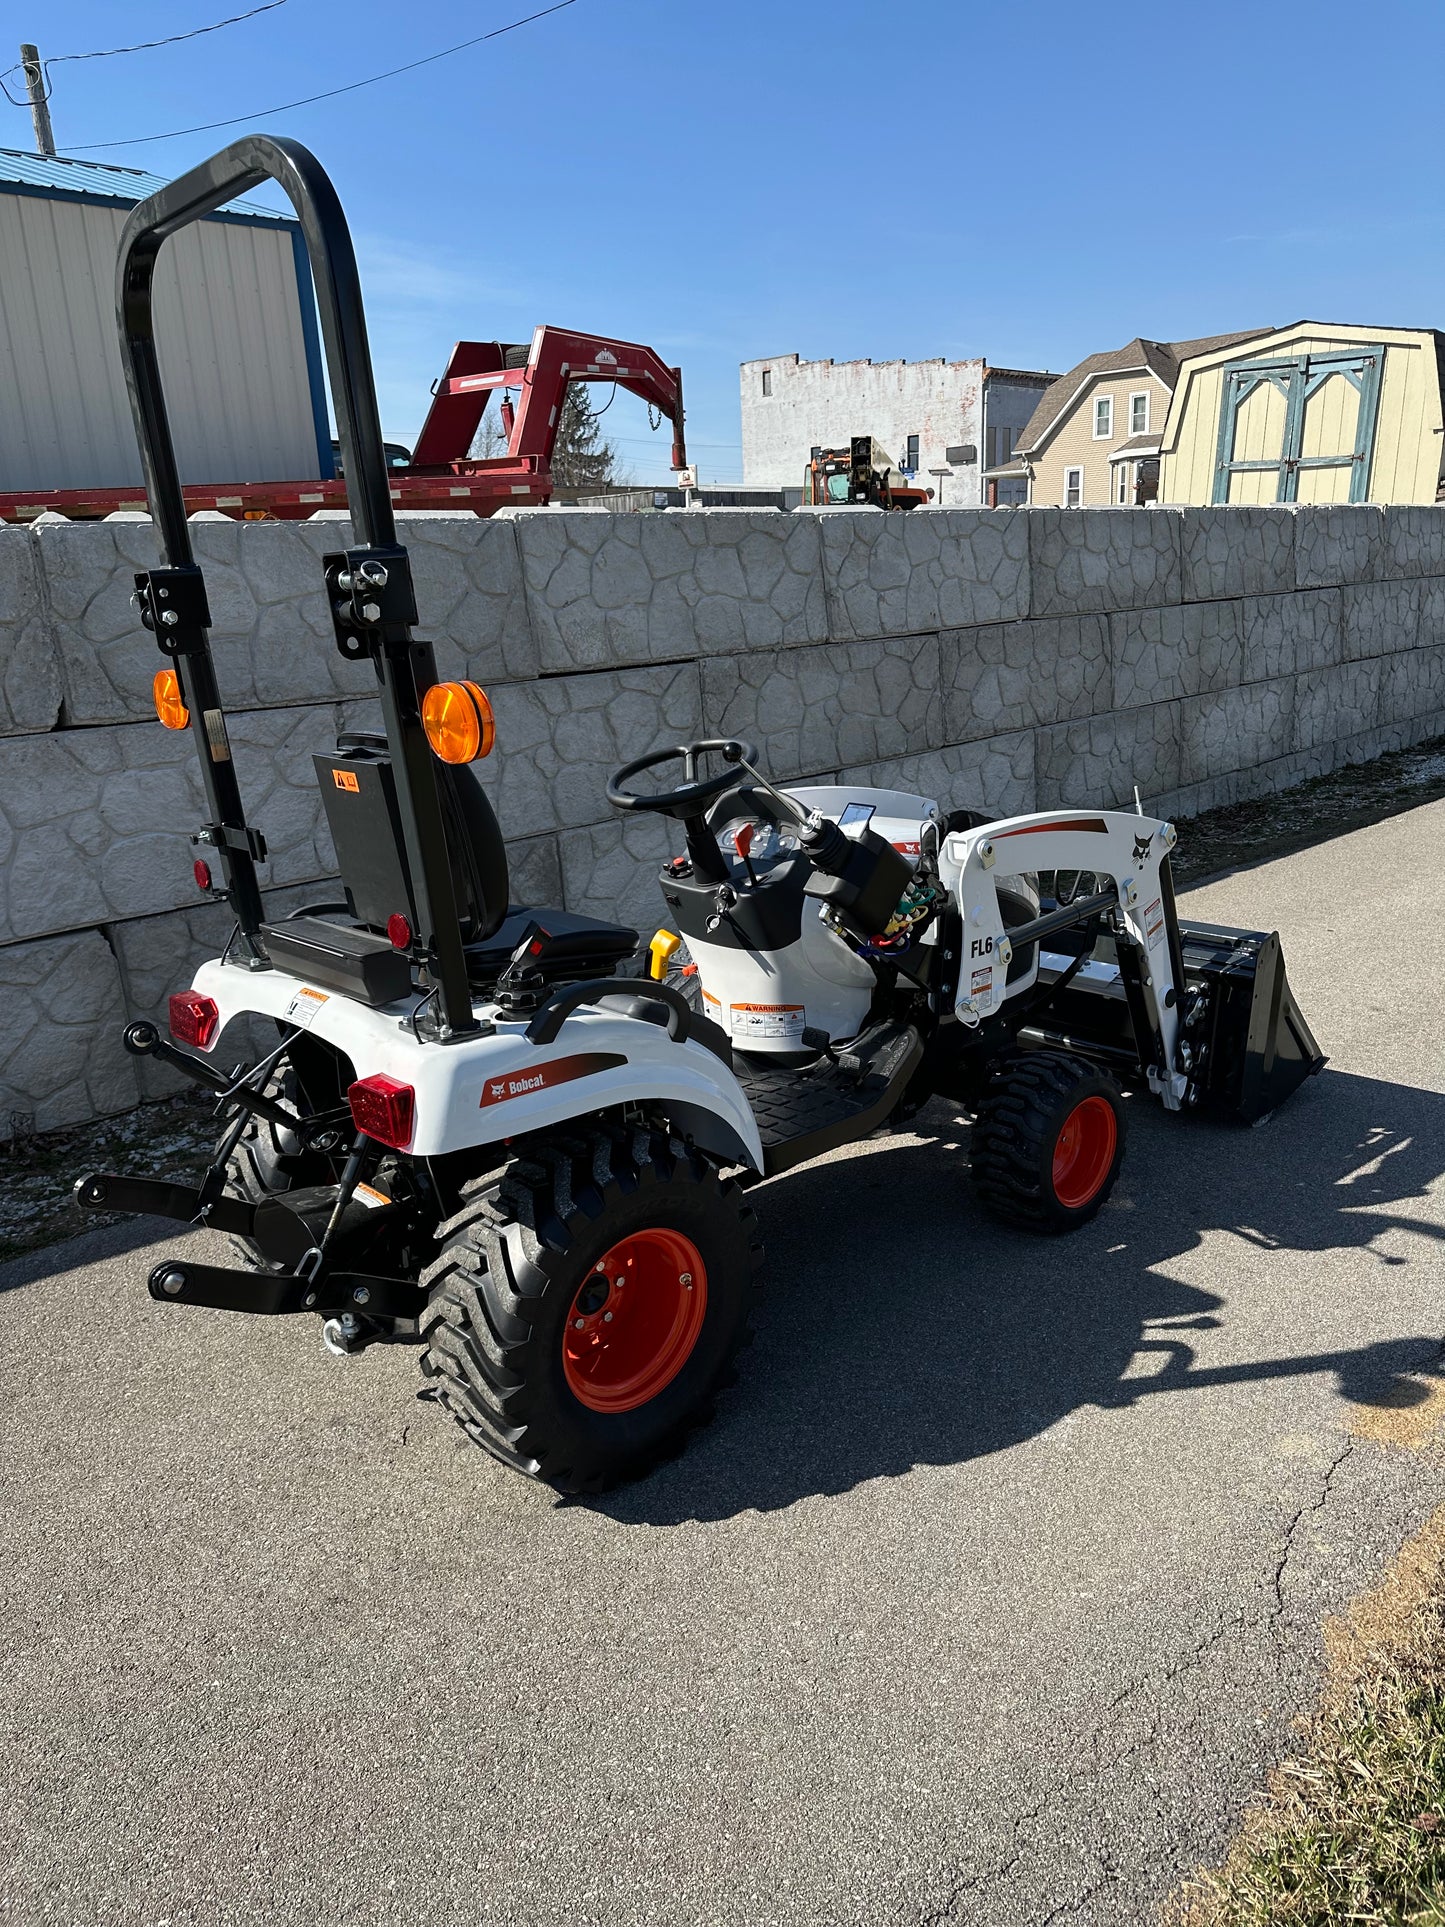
left=421, top=680, right=495, bottom=764
left=152, top=667, right=189, bottom=730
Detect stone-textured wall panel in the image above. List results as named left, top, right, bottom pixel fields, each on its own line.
left=558, top=813, right=674, bottom=936
left=1181, top=679, right=1295, bottom=786
left=1034, top=704, right=1185, bottom=811
left=1293, top=659, right=1383, bottom=754
left=1028, top=508, right=1182, bottom=617
left=39, top=514, right=534, bottom=728
left=0, top=700, right=361, bottom=943
left=0, top=527, right=61, bottom=736
left=1377, top=506, right=1445, bottom=581
left=1379, top=644, right=1445, bottom=729
left=816, top=508, right=1030, bottom=638
left=1341, top=579, right=1423, bottom=661
left=488, top=663, right=701, bottom=837
left=0, top=930, right=139, bottom=1131
left=507, top=509, right=828, bottom=671
left=700, top=634, right=941, bottom=780
left=1238, top=588, right=1341, bottom=681
left=1109, top=601, right=1243, bottom=708
left=940, top=615, right=1108, bottom=743
left=1293, top=505, right=1383, bottom=590
left=1180, top=507, right=1296, bottom=603
left=845, top=733, right=1035, bottom=821
left=505, top=831, right=564, bottom=911
left=1422, top=581, right=1445, bottom=652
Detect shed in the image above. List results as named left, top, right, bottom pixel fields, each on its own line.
left=1157, top=322, right=1445, bottom=506
left=0, top=146, right=331, bottom=493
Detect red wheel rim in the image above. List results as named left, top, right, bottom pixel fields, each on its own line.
left=562, top=1228, right=708, bottom=1414
left=1051, top=1095, right=1117, bottom=1209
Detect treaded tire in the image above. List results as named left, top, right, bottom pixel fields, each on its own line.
left=418, top=1125, right=764, bottom=1492
left=222, top=1068, right=335, bottom=1270
left=970, top=1050, right=1125, bottom=1233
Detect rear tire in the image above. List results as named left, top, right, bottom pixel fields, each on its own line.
left=970, top=1050, right=1124, bottom=1232
left=418, top=1125, right=764, bottom=1492
left=222, top=1067, right=336, bottom=1270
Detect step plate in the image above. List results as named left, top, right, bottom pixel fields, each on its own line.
left=733, top=1020, right=924, bottom=1176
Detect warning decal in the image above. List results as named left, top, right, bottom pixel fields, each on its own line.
left=479, top=1051, right=626, bottom=1109
left=729, top=1002, right=805, bottom=1043
left=283, top=986, right=329, bottom=1030
left=1143, top=897, right=1164, bottom=943
left=970, top=966, right=993, bottom=998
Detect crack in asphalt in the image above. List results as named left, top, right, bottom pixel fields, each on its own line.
left=915, top=1433, right=1362, bottom=1925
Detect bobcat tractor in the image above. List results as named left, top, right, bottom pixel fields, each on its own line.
left=75, top=137, right=1325, bottom=1492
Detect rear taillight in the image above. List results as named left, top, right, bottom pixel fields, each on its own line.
left=168, top=991, right=219, bottom=1050
left=348, top=1074, right=415, bottom=1149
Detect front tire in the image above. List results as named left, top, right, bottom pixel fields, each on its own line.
left=970, top=1050, right=1125, bottom=1231
left=419, top=1125, right=764, bottom=1492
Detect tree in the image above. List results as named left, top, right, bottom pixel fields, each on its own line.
left=550, top=382, right=618, bottom=489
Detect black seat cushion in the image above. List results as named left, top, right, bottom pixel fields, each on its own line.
left=465, top=906, right=640, bottom=983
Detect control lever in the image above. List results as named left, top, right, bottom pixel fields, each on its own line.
left=800, top=1025, right=863, bottom=1080
left=720, top=744, right=851, bottom=874
left=496, top=919, right=552, bottom=1012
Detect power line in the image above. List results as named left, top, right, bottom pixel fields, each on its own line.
left=0, top=3, right=287, bottom=106
left=62, top=0, right=581, bottom=152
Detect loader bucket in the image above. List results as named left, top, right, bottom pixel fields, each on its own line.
left=1178, top=921, right=1326, bottom=1123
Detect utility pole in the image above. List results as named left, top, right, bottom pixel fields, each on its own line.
left=19, top=45, right=55, bottom=157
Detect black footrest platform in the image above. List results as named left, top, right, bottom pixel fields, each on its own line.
left=733, top=1019, right=924, bottom=1176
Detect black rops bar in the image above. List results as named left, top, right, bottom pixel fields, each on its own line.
left=115, top=135, right=477, bottom=1035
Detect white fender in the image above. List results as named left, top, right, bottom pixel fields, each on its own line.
left=190, top=957, right=766, bottom=1167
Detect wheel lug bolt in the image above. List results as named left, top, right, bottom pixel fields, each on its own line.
left=603, top=1311, right=613, bottom=1322
left=574, top=1317, right=585, bottom=1329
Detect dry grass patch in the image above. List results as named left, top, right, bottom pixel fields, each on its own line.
left=1170, top=1508, right=1445, bottom=1925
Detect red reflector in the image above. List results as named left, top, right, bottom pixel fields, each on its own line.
left=168, top=991, right=219, bottom=1050
left=348, top=1074, right=415, bottom=1150
left=386, top=913, right=412, bottom=951
left=193, top=858, right=213, bottom=892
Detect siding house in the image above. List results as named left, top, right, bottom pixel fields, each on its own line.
left=1158, top=322, right=1445, bottom=505
left=995, top=331, right=1269, bottom=507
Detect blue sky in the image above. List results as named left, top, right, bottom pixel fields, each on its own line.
left=6, top=0, right=1443, bottom=483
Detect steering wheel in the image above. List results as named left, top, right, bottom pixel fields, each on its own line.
left=607, top=738, right=758, bottom=821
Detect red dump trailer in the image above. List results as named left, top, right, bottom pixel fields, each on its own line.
left=0, top=325, right=685, bottom=524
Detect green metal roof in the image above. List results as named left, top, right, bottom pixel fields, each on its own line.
left=0, top=144, right=290, bottom=221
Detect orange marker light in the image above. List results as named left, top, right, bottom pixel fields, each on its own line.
left=152, top=668, right=189, bottom=730
left=421, top=680, right=496, bottom=764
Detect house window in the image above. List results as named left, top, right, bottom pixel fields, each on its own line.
left=1093, top=396, right=1112, bottom=439
left=761, top=369, right=772, bottom=396
left=1129, top=390, right=1149, bottom=436
left=1115, top=463, right=1130, bottom=505
left=1064, top=466, right=1083, bottom=507
left=986, top=424, right=1015, bottom=468
left=904, top=434, right=919, bottom=473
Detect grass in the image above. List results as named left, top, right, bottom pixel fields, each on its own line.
left=1171, top=1510, right=1445, bottom=1926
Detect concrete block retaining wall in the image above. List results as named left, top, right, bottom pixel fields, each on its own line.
left=2, top=501, right=1443, bottom=1135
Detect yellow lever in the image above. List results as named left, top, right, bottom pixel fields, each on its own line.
left=648, top=929, right=683, bottom=981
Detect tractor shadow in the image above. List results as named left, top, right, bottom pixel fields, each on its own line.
left=600, top=1067, right=1445, bottom=1525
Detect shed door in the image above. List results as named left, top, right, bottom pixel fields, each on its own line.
left=1212, top=347, right=1385, bottom=504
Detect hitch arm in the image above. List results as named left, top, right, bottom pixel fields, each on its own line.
left=122, top=1020, right=309, bottom=1137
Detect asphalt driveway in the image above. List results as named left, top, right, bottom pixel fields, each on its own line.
left=3, top=800, right=1444, bottom=1926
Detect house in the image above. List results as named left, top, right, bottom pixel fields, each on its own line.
left=740, top=354, right=1055, bottom=508
left=993, top=331, right=1270, bottom=508
left=1158, top=322, right=1445, bottom=505
left=0, top=145, right=330, bottom=493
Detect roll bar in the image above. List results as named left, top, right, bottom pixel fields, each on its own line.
left=115, top=136, right=477, bottom=1035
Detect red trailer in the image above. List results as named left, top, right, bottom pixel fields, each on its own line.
left=0, top=325, right=685, bottom=524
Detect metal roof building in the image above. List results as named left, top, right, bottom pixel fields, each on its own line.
left=0, top=146, right=331, bottom=493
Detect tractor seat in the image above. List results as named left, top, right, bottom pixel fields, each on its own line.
left=465, top=906, right=640, bottom=985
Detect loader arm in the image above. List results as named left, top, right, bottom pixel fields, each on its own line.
left=409, top=325, right=686, bottom=479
